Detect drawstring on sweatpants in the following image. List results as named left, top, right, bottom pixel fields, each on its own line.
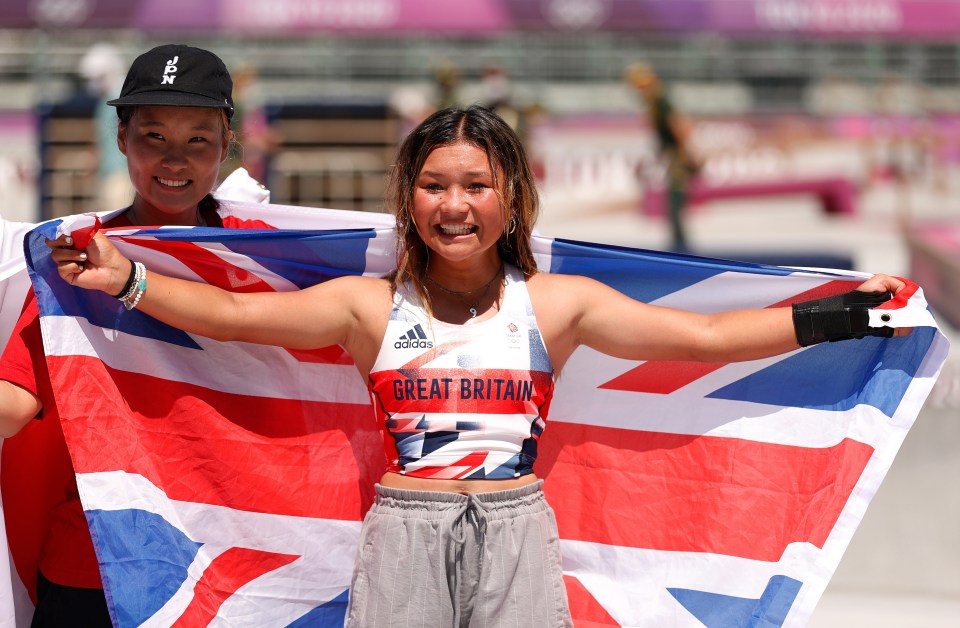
left=450, top=493, right=490, bottom=544
left=446, top=494, right=491, bottom=627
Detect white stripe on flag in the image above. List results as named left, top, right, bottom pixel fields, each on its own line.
left=550, top=347, right=897, bottom=448
left=41, top=316, right=371, bottom=405
left=650, top=271, right=842, bottom=312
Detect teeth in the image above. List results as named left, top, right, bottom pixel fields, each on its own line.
left=158, top=178, right=188, bottom=188
left=439, top=224, right=474, bottom=235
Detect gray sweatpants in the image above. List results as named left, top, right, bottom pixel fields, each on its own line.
left=345, top=480, right=572, bottom=628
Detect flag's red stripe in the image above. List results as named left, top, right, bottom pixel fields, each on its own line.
left=776, top=279, right=862, bottom=304
left=539, top=421, right=873, bottom=562
left=171, top=547, right=298, bottom=627
left=599, top=361, right=724, bottom=394
left=221, top=216, right=279, bottom=230
left=600, top=279, right=861, bottom=394
left=882, top=277, right=919, bottom=309
left=563, top=575, right=619, bottom=627
left=50, top=355, right=385, bottom=520
left=121, top=238, right=276, bottom=293
left=285, top=345, right=355, bottom=365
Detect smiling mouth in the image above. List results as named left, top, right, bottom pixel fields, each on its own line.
left=157, top=177, right=190, bottom=188
left=438, top=224, right=476, bottom=236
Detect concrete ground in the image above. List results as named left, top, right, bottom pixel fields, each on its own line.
left=536, top=179, right=960, bottom=627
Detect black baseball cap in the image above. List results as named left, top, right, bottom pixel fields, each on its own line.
left=108, top=44, right=234, bottom=119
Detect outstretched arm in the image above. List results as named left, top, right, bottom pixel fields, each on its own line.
left=533, top=272, right=906, bottom=372
left=49, top=232, right=381, bottom=354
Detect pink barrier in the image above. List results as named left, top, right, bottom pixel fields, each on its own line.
left=641, top=177, right=857, bottom=217
left=7, top=0, right=960, bottom=36
left=906, top=222, right=960, bottom=329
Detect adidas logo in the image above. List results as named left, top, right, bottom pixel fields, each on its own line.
left=394, top=324, right=434, bottom=349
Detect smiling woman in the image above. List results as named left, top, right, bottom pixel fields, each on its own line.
left=390, top=105, right=540, bottom=326
left=109, top=44, right=235, bottom=228
left=0, top=43, right=236, bottom=627
left=117, top=105, right=231, bottom=226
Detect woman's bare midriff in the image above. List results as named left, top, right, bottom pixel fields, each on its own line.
left=379, top=471, right=540, bottom=495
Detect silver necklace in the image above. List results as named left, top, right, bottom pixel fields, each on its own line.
left=425, top=265, right=504, bottom=318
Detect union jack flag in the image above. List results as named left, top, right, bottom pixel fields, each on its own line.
left=3, top=199, right=948, bottom=627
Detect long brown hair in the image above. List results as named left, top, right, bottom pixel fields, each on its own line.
left=386, top=105, right=540, bottom=305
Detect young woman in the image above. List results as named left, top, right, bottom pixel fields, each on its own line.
left=48, top=106, right=904, bottom=627
left=0, top=43, right=235, bottom=626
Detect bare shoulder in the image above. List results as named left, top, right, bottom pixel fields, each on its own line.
left=525, top=271, right=609, bottom=328
left=526, top=269, right=647, bottom=330
left=524, top=271, right=610, bottom=372
left=526, top=271, right=608, bottom=304
left=526, top=270, right=592, bottom=290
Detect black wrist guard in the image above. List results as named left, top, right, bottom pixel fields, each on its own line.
left=792, top=290, right=895, bottom=347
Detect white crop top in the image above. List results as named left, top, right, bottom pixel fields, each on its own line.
left=367, top=265, right=555, bottom=479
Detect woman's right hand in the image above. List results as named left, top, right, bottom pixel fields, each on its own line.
left=47, top=232, right=133, bottom=296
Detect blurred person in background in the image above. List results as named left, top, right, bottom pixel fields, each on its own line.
left=479, top=64, right=520, bottom=130
left=78, top=43, right=135, bottom=212
left=1, top=43, right=236, bottom=626
left=221, top=63, right=281, bottom=184
left=432, top=62, right=462, bottom=111
left=626, top=62, right=700, bottom=251
left=477, top=63, right=540, bottom=147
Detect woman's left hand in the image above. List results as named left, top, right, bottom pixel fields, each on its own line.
left=46, top=232, right=133, bottom=296
left=854, top=273, right=911, bottom=337
left=854, top=273, right=905, bottom=295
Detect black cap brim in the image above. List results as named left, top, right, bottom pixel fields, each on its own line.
left=107, top=91, right=234, bottom=115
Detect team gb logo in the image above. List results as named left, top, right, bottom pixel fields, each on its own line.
left=162, top=56, right=179, bottom=84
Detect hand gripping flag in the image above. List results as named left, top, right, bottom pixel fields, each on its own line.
left=10, top=200, right=950, bottom=627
